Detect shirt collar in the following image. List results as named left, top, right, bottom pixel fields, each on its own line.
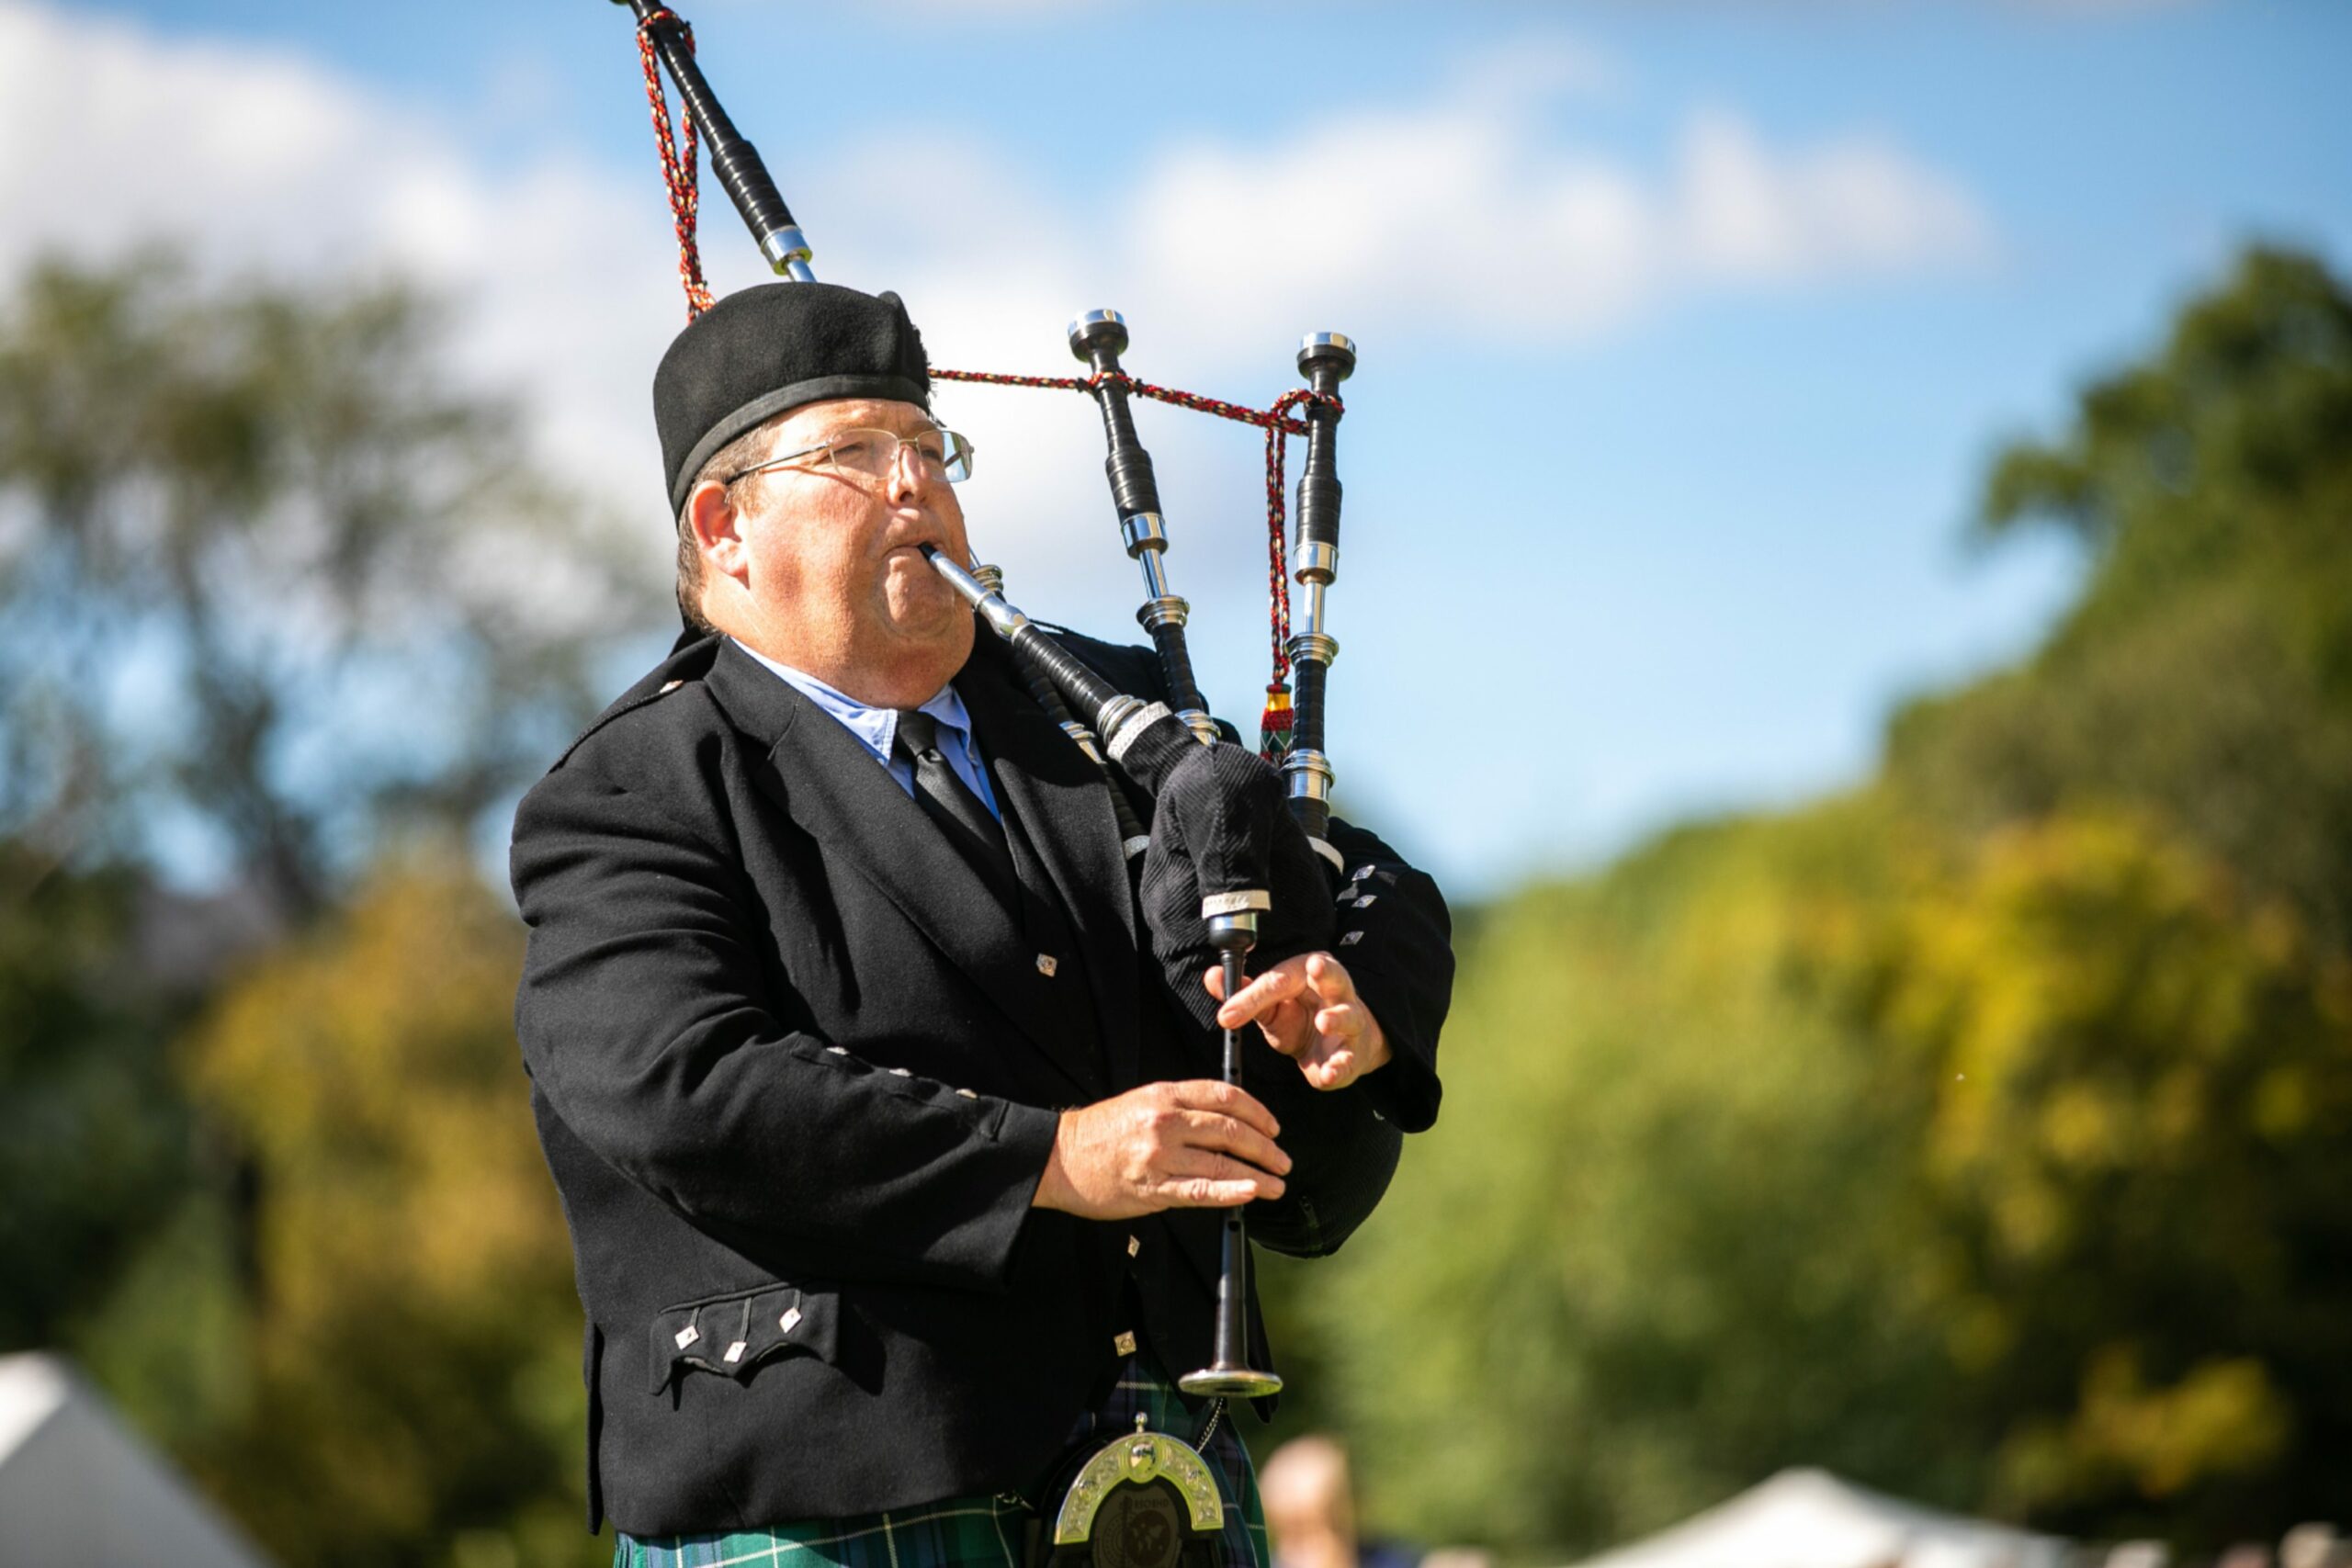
left=729, top=638, right=974, bottom=764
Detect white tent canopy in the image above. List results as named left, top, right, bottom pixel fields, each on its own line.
left=1572, top=1468, right=2066, bottom=1568
left=0, top=1352, right=274, bottom=1568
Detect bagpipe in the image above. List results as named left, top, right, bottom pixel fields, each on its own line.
left=614, top=4, right=1392, bottom=1556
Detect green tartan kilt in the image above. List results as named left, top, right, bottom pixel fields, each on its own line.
left=615, top=1355, right=1268, bottom=1568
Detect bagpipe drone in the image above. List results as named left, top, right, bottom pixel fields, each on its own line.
left=612, top=5, right=1396, bottom=1554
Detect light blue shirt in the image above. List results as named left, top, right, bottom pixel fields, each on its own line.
left=733, top=640, right=1001, bottom=820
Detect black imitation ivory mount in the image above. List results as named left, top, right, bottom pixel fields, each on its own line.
left=1285, top=333, right=1355, bottom=863
left=610, top=0, right=813, bottom=278
left=1069, top=309, right=1220, bottom=749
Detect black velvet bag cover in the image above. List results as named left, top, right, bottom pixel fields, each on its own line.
left=1133, top=737, right=1337, bottom=1035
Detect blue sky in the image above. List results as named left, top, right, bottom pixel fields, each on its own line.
left=5, top=0, right=2347, bottom=899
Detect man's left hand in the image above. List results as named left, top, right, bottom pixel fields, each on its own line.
left=1205, top=952, right=1390, bottom=1091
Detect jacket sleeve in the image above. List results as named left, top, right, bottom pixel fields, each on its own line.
left=1318, top=815, right=1451, bottom=1134
left=510, top=738, right=1063, bottom=1292
left=1231, top=811, right=1453, bottom=1258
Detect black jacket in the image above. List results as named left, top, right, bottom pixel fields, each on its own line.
left=510, top=622, right=1451, bottom=1535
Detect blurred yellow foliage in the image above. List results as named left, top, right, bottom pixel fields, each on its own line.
left=1997, top=1348, right=2289, bottom=1510
left=1896, top=810, right=2352, bottom=1265
left=176, top=855, right=596, bottom=1568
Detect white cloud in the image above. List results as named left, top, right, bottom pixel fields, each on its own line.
left=1674, top=107, right=1991, bottom=281
left=0, top=0, right=688, bottom=570
left=1103, top=97, right=1991, bottom=367
left=0, top=0, right=1995, bottom=609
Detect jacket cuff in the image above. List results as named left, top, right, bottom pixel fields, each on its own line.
left=979, top=1100, right=1067, bottom=1280
left=1347, top=967, right=1442, bottom=1133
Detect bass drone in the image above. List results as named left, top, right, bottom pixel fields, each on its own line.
left=612, top=4, right=1395, bottom=1560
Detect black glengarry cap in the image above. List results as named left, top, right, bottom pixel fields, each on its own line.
left=654, top=282, right=932, bottom=515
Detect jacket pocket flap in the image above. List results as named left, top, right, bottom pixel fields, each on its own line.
left=649, top=1282, right=837, bottom=1393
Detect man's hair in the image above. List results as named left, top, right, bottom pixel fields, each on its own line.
left=674, top=412, right=793, bottom=636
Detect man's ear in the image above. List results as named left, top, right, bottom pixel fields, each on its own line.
left=686, top=479, right=750, bottom=586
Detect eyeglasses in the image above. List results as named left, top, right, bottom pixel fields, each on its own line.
left=725, top=425, right=976, bottom=486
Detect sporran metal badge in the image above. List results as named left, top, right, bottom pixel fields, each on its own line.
left=1034, top=1415, right=1227, bottom=1568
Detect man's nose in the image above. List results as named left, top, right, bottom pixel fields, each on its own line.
left=884, top=438, right=936, bottom=503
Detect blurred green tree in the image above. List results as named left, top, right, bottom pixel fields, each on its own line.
left=1889, top=245, right=2352, bottom=946
left=0, top=250, right=650, bottom=916
left=0, top=251, right=648, bottom=1562
left=0, top=846, right=195, bottom=1352
left=1313, top=801, right=1975, bottom=1552
left=1890, top=809, right=2351, bottom=1536
left=176, top=856, right=596, bottom=1568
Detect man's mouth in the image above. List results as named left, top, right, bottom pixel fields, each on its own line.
left=885, top=526, right=947, bottom=560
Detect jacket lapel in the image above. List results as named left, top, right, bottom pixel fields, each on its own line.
left=705, top=638, right=1103, bottom=1102
left=957, top=637, right=1148, bottom=1094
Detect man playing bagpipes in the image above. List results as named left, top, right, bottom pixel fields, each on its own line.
left=509, top=280, right=1452, bottom=1567
left=514, top=5, right=1453, bottom=1559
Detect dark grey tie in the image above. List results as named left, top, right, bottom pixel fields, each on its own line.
left=895, top=709, right=1015, bottom=895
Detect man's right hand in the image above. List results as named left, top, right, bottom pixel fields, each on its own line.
left=1031, top=1080, right=1290, bottom=1219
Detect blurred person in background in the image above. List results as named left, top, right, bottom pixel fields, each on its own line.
left=1261, top=1435, right=1428, bottom=1568
left=509, top=281, right=1453, bottom=1566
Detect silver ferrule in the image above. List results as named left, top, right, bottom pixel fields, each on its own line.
left=1137, top=592, right=1189, bottom=632
left=763, top=226, right=816, bottom=278
left=1121, top=511, right=1169, bottom=558
left=1291, top=540, right=1340, bottom=585
left=1102, top=699, right=1168, bottom=762
left=1283, top=748, right=1335, bottom=802
left=970, top=559, right=1005, bottom=594
left=1072, top=307, right=1126, bottom=335
left=1205, top=910, right=1264, bottom=951
left=1202, top=889, right=1272, bottom=919
left=1204, top=890, right=1268, bottom=953
left=1178, top=708, right=1219, bottom=747
left=1292, top=580, right=1330, bottom=642
left=1285, top=629, right=1340, bottom=669
left=1301, top=330, right=1356, bottom=357
left=1058, top=720, right=1104, bottom=764
left=1136, top=548, right=1175, bottom=603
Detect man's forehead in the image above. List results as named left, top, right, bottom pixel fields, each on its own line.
left=775, top=397, right=935, bottom=439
